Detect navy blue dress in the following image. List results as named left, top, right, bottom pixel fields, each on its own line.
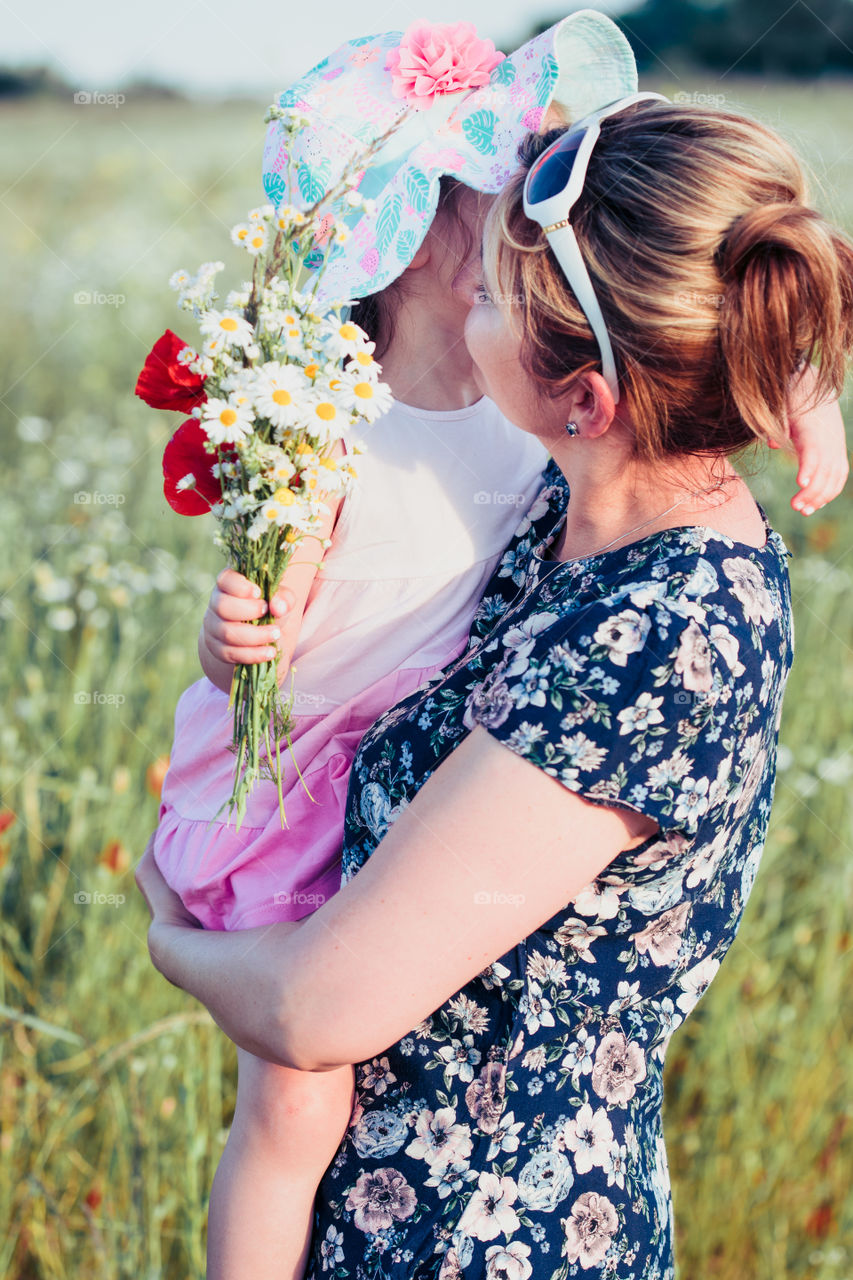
left=306, top=458, right=794, bottom=1280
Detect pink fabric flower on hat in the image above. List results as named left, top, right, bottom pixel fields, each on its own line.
left=386, top=21, right=505, bottom=111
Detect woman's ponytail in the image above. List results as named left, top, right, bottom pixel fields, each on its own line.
left=716, top=203, right=853, bottom=446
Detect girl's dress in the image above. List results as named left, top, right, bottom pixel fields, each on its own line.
left=153, top=396, right=549, bottom=930
left=305, top=456, right=795, bottom=1280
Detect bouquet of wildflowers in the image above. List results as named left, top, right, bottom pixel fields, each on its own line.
left=135, top=105, right=403, bottom=830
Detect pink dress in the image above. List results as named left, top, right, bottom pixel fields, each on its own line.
left=153, top=395, right=550, bottom=929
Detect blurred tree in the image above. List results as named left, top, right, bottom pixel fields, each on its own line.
left=529, top=0, right=853, bottom=74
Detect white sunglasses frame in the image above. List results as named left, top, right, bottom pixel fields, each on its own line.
left=523, top=91, right=670, bottom=406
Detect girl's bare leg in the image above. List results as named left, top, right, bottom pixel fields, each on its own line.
left=206, top=1047, right=356, bottom=1280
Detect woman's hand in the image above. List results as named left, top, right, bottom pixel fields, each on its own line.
left=782, top=365, right=849, bottom=514
left=135, top=832, right=201, bottom=928
left=135, top=832, right=204, bottom=983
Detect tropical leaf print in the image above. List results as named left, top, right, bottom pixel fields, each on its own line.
left=535, top=53, right=558, bottom=107
left=297, top=158, right=331, bottom=206
left=490, top=58, right=517, bottom=87
left=396, top=229, right=417, bottom=263
left=375, top=194, right=403, bottom=254
left=406, top=167, right=432, bottom=213
left=462, top=109, right=499, bottom=156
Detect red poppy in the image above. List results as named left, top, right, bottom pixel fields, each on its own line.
left=162, top=419, right=223, bottom=515
left=135, top=330, right=206, bottom=413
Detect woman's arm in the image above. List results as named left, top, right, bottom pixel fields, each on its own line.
left=143, top=725, right=657, bottom=1072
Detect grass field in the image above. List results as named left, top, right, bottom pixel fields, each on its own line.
left=1, top=77, right=852, bottom=1278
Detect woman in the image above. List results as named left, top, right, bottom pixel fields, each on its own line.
left=137, top=95, right=853, bottom=1277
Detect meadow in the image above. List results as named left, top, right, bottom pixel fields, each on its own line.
left=0, top=76, right=851, bottom=1278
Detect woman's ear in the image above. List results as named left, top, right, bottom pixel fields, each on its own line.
left=557, top=371, right=617, bottom=440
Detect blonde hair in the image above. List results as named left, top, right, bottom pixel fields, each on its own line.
left=486, top=102, right=853, bottom=462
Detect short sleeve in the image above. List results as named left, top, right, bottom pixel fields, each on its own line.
left=464, top=594, right=738, bottom=839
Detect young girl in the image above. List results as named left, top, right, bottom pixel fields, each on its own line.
left=150, top=17, right=849, bottom=1280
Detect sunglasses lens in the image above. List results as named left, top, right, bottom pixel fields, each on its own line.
left=526, top=131, right=586, bottom=205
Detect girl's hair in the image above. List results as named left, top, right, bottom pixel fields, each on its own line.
left=486, top=102, right=853, bottom=462
left=349, top=176, right=476, bottom=360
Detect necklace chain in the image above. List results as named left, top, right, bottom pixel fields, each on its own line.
left=543, top=475, right=739, bottom=563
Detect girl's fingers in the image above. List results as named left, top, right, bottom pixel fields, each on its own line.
left=216, top=567, right=265, bottom=602
left=269, top=586, right=296, bottom=618
left=210, top=585, right=269, bottom=623
left=215, top=645, right=279, bottom=666
left=206, top=615, right=281, bottom=650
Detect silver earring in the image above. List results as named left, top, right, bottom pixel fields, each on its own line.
left=564, top=421, right=579, bottom=437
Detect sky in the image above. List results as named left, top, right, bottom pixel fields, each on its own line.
left=2, top=0, right=630, bottom=98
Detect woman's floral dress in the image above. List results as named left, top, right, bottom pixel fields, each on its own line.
left=306, top=457, right=794, bottom=1280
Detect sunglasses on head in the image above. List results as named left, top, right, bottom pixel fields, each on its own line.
left=523, top=92, right=670, bottom=405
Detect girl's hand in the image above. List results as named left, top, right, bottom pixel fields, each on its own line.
left=782, top=366, right=849, bottom=514
left=135, top=832, right=203, bottom=930
left=198, top=476, right=344, bottom=695
left=203, top=567, right=295, bottom=669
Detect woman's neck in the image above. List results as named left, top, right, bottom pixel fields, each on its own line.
left=377, top=298, right=483, bottom=412
left=549, top=446, right=765, bottom=561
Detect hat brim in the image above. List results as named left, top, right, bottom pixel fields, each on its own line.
left=262, top=10, right=638, bottom=306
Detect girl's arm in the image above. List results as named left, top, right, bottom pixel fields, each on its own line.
left=784, top=363, right=849, bottom=514
left=198, top=450, right=346, bottom=695
left=139, top=724, right=656, bottom=1072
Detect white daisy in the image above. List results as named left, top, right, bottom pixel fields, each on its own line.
left=199, top=309, right=255, bottom=353
left=274, top=205, right=307, bottom=231
left=338, top=374, right=394, bottom=423
left=200, top=396, right=254, bottom=445
left=243, top=222, right=268, bottom=256
left=252, top=363, right=309, bottom=431
left=322, top=319, right=370, bottom=360
left=230, top=223, right=251, bottom=249
left=305, top=392, right=347, bottom=441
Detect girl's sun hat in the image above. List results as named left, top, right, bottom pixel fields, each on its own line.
left=261, top=10, right=638, bottom=308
